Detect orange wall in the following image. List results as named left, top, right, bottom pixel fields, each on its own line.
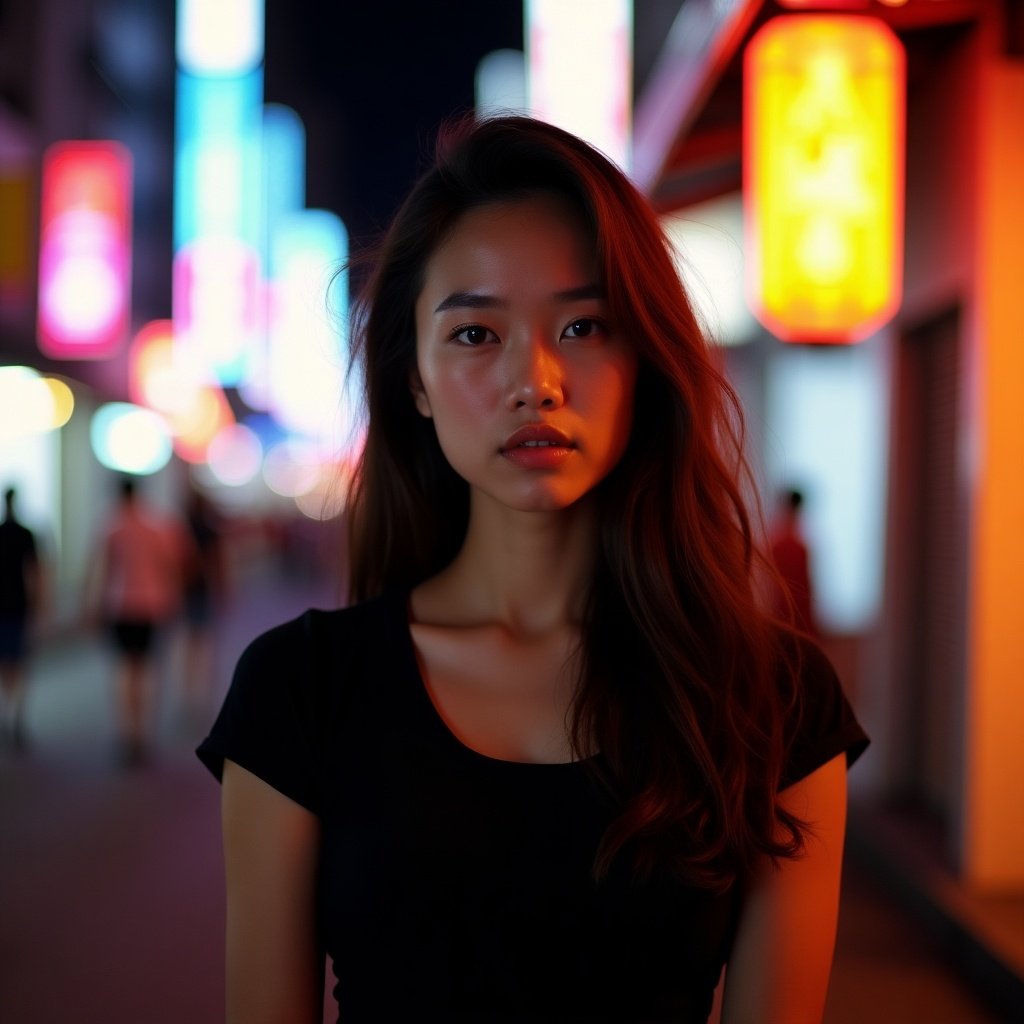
left=964, top=58, right=1024, bottom=890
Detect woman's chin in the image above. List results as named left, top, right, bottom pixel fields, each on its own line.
left=471, top=483, right=597, bottom=517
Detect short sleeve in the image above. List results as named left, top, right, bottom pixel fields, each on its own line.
left=780, top=637, right=869, bottom=790
left=196, top=611, right=324, bottom=814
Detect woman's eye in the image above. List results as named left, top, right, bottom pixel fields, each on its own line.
left=562, top=317, right=606, bottom=339
left=451, top=324, right=497, bottom=346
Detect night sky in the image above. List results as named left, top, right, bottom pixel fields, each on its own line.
left=263, top=0, right=525, bottom=250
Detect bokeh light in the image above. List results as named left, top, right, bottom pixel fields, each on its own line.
left=262, top=438, right=323, bottom=498
left=176, top=0, right=265, bottom=77
left=37, top=142, right=132, bottom=358
left=90, top=402, right=172, bottom=475
left=42, top=377, right=75, bottom=429
left=294, top=470, right=347, bottom=522
left=206, top=422, right=263, bottom=486
left=0, top=366, right=57, bottom=440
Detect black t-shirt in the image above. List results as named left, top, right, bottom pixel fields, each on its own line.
left=197, top=591, right=868, bottom=1023
left=0, top=519, right=38, bottom=617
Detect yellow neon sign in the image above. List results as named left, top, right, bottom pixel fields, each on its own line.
left=744, top=15, right=905, bottom=343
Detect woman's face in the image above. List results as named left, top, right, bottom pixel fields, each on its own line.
left=412, top=194, right=638, bottom=514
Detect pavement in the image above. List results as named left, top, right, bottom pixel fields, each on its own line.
left=0, top=558, right=1012, bottom=1023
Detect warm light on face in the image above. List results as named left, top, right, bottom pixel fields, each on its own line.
left=744, top=15, right=905, bottom=343
left=413, top=196, right=637, bottom=515
left=38, top=142, right=132, bottom=358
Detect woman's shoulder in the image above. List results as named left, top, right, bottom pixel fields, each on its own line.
left=237, top=590, right=405, bottom=667
left=776, top=629, right=870, bottom=787
left=197, top=591, right=409, bottom=797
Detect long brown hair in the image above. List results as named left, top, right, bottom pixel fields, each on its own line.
left=345, top=114, right=805, bottom=891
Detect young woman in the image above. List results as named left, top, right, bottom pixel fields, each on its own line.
left=198, top=115, right=867, bottom=1023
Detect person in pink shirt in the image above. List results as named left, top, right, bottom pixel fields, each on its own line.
left=93, top=477, right=191, bottom=766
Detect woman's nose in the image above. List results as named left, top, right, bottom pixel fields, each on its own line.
left=506, top=341, right=565, bottom=411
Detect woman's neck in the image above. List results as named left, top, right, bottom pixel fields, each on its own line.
left=413, top=492, right=599, bottom=636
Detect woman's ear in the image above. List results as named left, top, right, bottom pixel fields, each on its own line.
left=409, top=370, right=433, bottom=418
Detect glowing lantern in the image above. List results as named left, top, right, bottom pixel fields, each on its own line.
left=744, top=16, right=905, bottom=343
left=38, top=141, right=132, bottom=358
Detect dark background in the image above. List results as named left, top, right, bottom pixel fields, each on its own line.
left=263, top=0, right=525, bottom=247
left=260, top=0, right=681, bottom=248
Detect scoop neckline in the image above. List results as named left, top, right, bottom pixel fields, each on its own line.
left=391, top=590, right=599, bottom=770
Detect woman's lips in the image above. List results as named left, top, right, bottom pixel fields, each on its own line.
left=500, top=424, right=575, bottom=469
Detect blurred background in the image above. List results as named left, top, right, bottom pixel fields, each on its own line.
left=0, top=0, right=1021, bottom=1021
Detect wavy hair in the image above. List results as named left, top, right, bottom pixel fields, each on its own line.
left=345, top=114, right=805, bottom=891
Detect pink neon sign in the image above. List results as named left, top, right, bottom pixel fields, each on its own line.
left=37, top=141, right=132, bottom=359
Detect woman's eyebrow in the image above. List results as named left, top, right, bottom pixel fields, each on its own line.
left=434, top=291, right=509, bottom=313
left=434, top=284, right=605, bottom=314
left=553, top=283, right=605, bottom=303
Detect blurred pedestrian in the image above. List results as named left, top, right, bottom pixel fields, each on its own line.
left=88, top=477, right=191, bottom=766
left=0, top=486, right=41, bottom=749
left=769, top=487, right=819, bottom=637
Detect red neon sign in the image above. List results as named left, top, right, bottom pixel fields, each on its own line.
left=37, top=141, right=132, bottom=358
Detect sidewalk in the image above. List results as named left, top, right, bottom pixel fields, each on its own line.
left=846, top=800, right=1024, bottom=1021
left=0, top=563, right=1011, bottom=1023
left=0, top=564, right=338, bottom=1024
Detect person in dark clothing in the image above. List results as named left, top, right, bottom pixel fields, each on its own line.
left=199, top=116, right=868, bottom=1023
left=0, top=487, right=41, bottom=749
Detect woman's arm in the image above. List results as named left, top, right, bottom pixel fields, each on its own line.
left=720, top=754, right=848, bottom=1024
left=222, top=758, right=323, bottom=1024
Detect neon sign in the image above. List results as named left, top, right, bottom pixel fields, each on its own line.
left=38, top=142, right=132, bottom=359
left=744, top=16, right=905, bottom=343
